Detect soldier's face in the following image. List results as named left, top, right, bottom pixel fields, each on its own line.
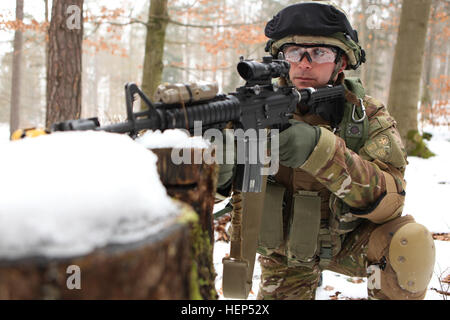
left=288, top=52, right=347, bottom=89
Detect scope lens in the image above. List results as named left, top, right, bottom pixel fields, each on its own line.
left=237, top=62, right=254, bottom=80
left=237, top=60, right=289, bottom=81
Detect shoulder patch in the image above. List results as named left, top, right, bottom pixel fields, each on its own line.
left=365, top=134, right=391, bottom=161
left=363, top=127, right=407, bottom=169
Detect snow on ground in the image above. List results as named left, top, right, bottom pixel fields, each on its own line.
left=403, top=126, right=450, bottom=233
left=0, top=123, right=448, bottom=298
left=213, top=125, right=450, bottom=300
left=0, top=123, right=9, bottom=145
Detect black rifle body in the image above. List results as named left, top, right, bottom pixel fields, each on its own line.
left=51, top=57, right=345, bottom=192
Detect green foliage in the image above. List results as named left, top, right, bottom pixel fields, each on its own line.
left=407, top=130, right=435, bottom=158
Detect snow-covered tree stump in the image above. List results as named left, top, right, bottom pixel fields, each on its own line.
left=0, top=131, right=210, bottom=300
left=152, top=147, right=218, bottom=300
left=153, top=148, right=217, bottom=242
left=0, top=208, right=192, bottom=299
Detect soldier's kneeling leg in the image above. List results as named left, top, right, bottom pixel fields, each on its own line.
left=258, top=254, right=321, bottom=300
left=366, top=215, right=435, bottom=300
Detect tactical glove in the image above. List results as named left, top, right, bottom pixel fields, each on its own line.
left=278, top=119, right=321, bottom=168
left=216, top=129, right=236, bottom=193
left=217, top=162, right=234, bottom=188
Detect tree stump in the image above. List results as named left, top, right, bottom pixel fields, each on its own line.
left=0, top=204, right=194, bottom=299
left=152, top=148, right=217, bottom=242
left=151, top=147, right=218, bottom=300
left=0, top=144, right=217, bottom=300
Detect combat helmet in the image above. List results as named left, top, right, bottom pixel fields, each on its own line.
left=265, top=1, right=366, bottom=83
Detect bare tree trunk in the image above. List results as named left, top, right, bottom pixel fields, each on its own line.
left=358, top=0, right=368, bottom=87
left=44, top=0, right=49, bottom=73
left=92, top=53, right=100, bottom=118
left=387, top=0, right=432, bottom=153
left=44, top=0, right=49, bottom=22
left=43, top=0, right=49, bottom=123
left=9, top=0, right=24, bottom=137
left=141, top=0, right=169, bottom=100
left=420, top=1, right=437, bottom=127
left=46, top=0, right=84, bottom=128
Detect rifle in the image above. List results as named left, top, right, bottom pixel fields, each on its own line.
left=51, top=56, right=345, bottom=193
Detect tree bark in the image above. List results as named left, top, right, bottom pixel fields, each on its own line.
left=420, top=1, right=437, bottom=126
left=152, top=147, right=218, bottom=300
left=0, top=209, right=193, bottom=299
left=387, top=0, right=432, bottom=152
left=358, top=0, right=368, bottom=87
left=141, top=0, right=169, bottom=101
left=46, top=0, right=83, bottom=128
left=9, top=0, right=24, bottom=137
left=44, top=0, right=49, bottom=22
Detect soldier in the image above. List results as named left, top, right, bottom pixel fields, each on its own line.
left=218, top=1, right=435, bottom=300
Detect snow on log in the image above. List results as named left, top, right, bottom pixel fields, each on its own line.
left=137, top=130, right=216, bottom=241
left=136, top=129, right=218, bottom=300
left=0, top=131, right=194, bottom=299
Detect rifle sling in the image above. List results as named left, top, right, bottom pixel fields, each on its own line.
left=223, top=175, right=268, bottom=299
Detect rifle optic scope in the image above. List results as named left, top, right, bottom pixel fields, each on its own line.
left=237, top=56, right=290, bottom=81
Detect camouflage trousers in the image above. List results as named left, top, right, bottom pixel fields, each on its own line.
left=257, top=220, right=389, bottom=300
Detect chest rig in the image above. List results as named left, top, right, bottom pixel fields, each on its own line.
left=257, top=77, right=369, bottom=269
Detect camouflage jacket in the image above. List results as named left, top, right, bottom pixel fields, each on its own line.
left=261, top=75, right=408, bottom=264
left=278, top=75, right=407, bottom=217
left=270, top=74, right=407, bottom=224
left=300, top=92, right=406, bottom=210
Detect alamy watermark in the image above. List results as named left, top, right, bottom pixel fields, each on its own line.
left=367, top=264, right=382, bottom=290
left=169, top=121, right=280, bottom=176
left=65, top=3, right=387, bottom=31
left=66, top=264, right=81, bottom=290
left=365, top=1, right=388, bottom=30
left=66, top=5, right=82, bottom=30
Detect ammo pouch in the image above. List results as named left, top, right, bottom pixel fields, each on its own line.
left=257, top=179, right=285, bottom=256
left=286, top=190, right=321, bottom=266
left=258, top=183, right=326, bottom=268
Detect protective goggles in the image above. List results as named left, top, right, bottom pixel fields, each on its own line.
left=282, top=45, right=339, bottom=64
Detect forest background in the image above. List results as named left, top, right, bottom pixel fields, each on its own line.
left=0, top=0, right=448, bottom=134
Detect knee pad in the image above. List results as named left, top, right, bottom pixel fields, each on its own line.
left=367, top=215, right=435, bottom=299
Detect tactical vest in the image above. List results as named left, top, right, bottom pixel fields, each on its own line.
left=257, top=77, right=369, bottom=269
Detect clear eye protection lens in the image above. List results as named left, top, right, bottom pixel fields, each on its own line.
left=310, top=47, right=337, bottom=63
left=283, top=46, right=337, bottom=64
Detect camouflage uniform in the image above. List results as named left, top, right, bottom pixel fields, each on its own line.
left=257, top=74, right=429, bottom=300
left=220, top=1, right=436, bottom=300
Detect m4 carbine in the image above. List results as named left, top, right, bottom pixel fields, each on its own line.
left=51, top=56, right=345, bottom=192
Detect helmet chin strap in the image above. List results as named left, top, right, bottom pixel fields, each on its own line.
left=327, top=58, right=343, bottom=85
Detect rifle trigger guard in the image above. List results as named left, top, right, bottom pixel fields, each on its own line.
left=352, top=98, right=366, bottom=123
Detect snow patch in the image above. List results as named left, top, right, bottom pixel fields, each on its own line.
left=0, top=123, right=9, bottom=145
left=136, top=129, right=210, bottom=149
left=0, top=131, right=178, bottom=259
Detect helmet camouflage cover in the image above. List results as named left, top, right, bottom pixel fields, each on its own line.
left=265, top=1, right=366, bottom=70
